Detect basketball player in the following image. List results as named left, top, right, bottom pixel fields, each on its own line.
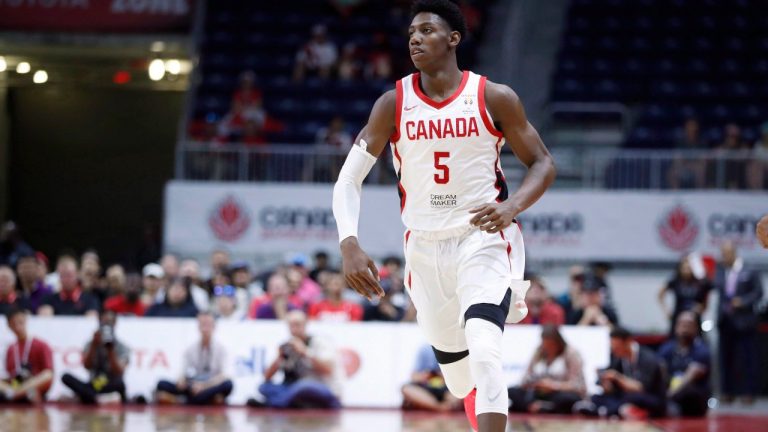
left=332, top=1, right=555, bottom=431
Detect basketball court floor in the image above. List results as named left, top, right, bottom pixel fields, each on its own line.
left=2, top=404, right=768, bottom=432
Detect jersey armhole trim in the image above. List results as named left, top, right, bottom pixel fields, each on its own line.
left=390, top=79, right=403, bottom=143
left=478, top=76, right=505, bottom=138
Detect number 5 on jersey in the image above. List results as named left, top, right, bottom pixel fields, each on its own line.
left=434, top=151, right=450, bottom=184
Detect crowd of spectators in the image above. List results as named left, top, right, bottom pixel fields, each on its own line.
left=0, top=218, right=763, bottom=418
left=666, top=119, right=768, bottom=190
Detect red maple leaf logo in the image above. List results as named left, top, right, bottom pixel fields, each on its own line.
left=658, top=205, right=698, bottom=251
left=209, top=196, right=250, bottom=242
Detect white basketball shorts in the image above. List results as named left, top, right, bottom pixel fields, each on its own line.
left=403, top=222, right=529, bottom=354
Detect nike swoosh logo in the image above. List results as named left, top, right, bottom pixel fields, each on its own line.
left=404, top=105, right=416, bottom=111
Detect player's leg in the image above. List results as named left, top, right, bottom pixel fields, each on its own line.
left=464, top=292, right=511, bottom=431
left=404, top=233, right=474, bottom=400
left=456, top=225, right=528, bottom=432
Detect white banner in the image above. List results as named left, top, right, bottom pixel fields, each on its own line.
left=0, top=318, right=609, bottom=407
left=164, top=182, right=767, bottom=263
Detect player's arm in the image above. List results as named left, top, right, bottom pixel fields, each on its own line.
left=333, top=90, right=397, bottom=300
left=469, top=82, right=556, bottom=233
left=757, top=214, right=768, bottom=248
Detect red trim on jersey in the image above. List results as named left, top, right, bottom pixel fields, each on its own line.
left=412, top=70, right=470, bottom=110
left=391, top=79, right=403, bottom=143
left=478, top=76, right=504, bottom=138
left=493, top=136, right=505, bottom=202
left=408, top=271, right=412, bottom=291
left=405, top=229, right=411, bottom=246
left=499, top=230, right=512, bottom=270
left=393, top=145, right=406, bottom=212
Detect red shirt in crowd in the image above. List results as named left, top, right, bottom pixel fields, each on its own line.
left=5, top=338, right=54, bottom=395
left=104, top=295, right=146, bottom=316
left=308, top=300, right=363, bottom=322
left=519, top=300, right=566, bottom=325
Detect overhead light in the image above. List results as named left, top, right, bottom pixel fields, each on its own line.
left=33, top=70, right=48, bottom=84
left=148, top=59, right=165, bottom=81
left=164, top=59, right=181, bottom=75
left=0, top=57, right=6, bottom=72
left=16, top=62, right=31, bottom=74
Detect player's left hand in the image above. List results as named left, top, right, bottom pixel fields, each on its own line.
left=468, top=202, right=518, bottom=233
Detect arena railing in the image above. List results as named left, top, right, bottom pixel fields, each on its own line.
left=178, top=142, right=763, bottom=190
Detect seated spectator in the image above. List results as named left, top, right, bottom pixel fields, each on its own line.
left=205, top=250, right=231, bottom=292
left=62, top=310, right=129, bottom=404
left=567, top=276, right=618, bottom=327
left=365, top=32, right=393, bottom=81
left=508, top=325, right=586, bottom=414
left=657, top=254, right=711, bottom=335
left=38, top=256, right=98, bottom=317
left=160, top=253, right=180, bottom=283
left=293, top=255, right=323, bottom=304
left=401, top=345, right=461, bottom=412
left=230, top=261, right=258, bottom=316
left=104, top=273, right=145, bottom=316
left=140, top=263, right=166, bottom=308
left=556, top=265, right=585, bottom=320
left=667, top=118, right=706, bottom=189
left=233, top=70, right=263, bottom=110
left=519, top=277, right=565, bottom=325
left=304, top=116, right=354, bottom=182
left=104, top=264, right=126, bottom=299
left=156, top=312, right=233, bottom=405
left=145, top=278, right=199, bottom=318
left=0, top=308, right=53, bottom=404
left=80, top=250, right=106, bottom=304
left=715, top=123, right=749, bottom=189
left=658, top=311, right=711, bottom=417
left=575, top=327, right=666, bottom=419
left=212, top=285, right=243, bottom=321
left=746, top=121, right=768, bottom=190
left=0, top=221, right=34, bottom=268
left=255, top=311, right=341, bottom=409
left=363, top=276, right=405, bottom=322
left=253, top=273, right=300, bottom=320
left=308, top=272, right=363, bottom=322
left=293, top=24, right=338, bottom=82
left=0, top=265, right=28, bottom=315
left=309, top=251, right=335, bottom=282
left=14, top=253, right=52, bottom=314
left=337, top=43, right=361, bottom=81
left=179, top=259, right=211, bottom=313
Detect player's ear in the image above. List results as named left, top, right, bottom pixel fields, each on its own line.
left=449, top=30, right=461, bottom=48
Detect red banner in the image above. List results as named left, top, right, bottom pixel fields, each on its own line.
left=0, top=0, right=194, bottom=33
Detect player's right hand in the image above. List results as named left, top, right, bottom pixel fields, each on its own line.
left=340, top=237, right=384, bottom=300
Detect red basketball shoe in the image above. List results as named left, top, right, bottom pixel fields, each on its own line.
left=463, top=388, right=478, bottom=431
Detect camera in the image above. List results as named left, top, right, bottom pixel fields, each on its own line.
left=100, top=324, right=115, bottom=346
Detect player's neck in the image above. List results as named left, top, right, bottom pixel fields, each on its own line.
left=417, top=65, right=463, bottom=100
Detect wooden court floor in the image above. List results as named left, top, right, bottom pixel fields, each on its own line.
left=1, top=405, right=767, bottom=432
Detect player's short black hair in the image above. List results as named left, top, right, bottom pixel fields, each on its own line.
left=6, top=307, right=26, bottom=323
left=610, top=326, right=632, bottom=340
left=411, top=0, right=467, bottom=39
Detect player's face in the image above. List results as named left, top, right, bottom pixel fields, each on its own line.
left=408, top=13, right=458, bottom=70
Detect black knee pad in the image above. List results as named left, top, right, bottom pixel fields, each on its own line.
left=432, top=346, right=469, bottom=365
left=463, top=288, right=511, bottom=331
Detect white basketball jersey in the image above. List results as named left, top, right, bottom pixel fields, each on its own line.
left=390, top=71, right=508, bottom=232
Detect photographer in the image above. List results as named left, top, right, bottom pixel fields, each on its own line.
left=61, top=309, right=129, bottom=404
left=575, top=327, right=666, bottom=419
left=254, top=310, right=341, bottom=409
left=155, top=312, right=233, bottom=405
left=0, top=308, right=53, bottom=404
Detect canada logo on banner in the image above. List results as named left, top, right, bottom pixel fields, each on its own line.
left=658, top=205, right=699, bottom=251
left=209, top=195, right=251, bottom=242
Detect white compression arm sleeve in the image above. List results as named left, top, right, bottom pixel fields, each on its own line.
left=332, top=141, right=377, bottom=243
